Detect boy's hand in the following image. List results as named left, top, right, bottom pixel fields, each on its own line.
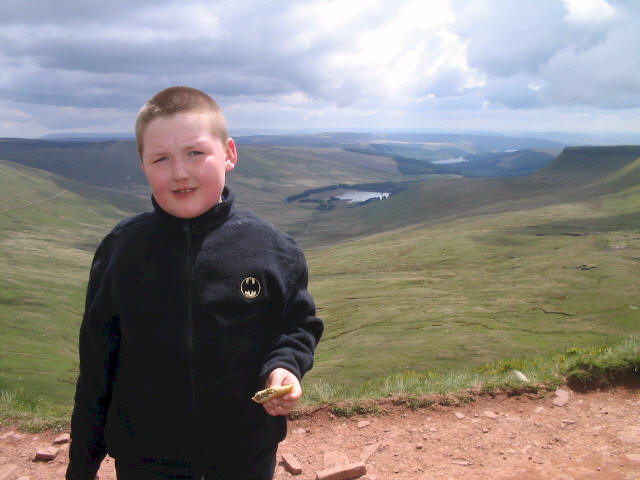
left=262, top=368, right=301, bottom=416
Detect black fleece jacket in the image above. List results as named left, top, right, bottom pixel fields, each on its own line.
left=66, top=187, right=323, bottom=479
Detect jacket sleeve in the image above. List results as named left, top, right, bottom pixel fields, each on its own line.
left=66, top=237, right=121, bottom=480
left=259, top=246, right=323, bottom=384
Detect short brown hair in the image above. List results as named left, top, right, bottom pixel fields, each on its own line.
left=135, top=86, right=229, bottom=159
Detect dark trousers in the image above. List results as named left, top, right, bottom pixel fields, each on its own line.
left=114, top=444, right=278, bottom=480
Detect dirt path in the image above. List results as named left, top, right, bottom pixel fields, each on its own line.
left=0, top=189, right=69, bottom=213
left=1, top=387, right=639, bottom=479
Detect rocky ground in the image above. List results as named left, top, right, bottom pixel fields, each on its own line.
left=1, top=386, right=639, bottom=480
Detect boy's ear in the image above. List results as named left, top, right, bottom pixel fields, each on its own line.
left=225, top=138, right=238, bottom=172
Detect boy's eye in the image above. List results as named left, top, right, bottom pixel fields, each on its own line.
left=188, top=150, right=203, bottom=156
left=153, top=156, right=168, bottom=163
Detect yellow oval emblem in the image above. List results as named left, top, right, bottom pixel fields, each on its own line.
left=241, top=277, right=261, bottom=299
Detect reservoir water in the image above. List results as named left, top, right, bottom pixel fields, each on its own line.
left=431, top=156, right=468, bottom=164
left=336, top=191, right=390, bottom=203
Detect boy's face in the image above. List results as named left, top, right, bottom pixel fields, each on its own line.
left=140, top=112, right=237, bottom=219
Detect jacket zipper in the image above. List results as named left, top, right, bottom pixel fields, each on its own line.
left=185, top=223, right=198, bottom=415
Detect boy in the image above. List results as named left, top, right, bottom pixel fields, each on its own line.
left=66, top=86, right=323, bottom=480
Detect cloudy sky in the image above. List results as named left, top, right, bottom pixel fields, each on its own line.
left=1, top=0, right=639, bottom=138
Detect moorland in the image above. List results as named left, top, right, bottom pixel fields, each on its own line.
left=0, top=132, right=638, bottom=427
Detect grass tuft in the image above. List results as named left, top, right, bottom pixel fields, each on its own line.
left=330, top=403, right=382, bottom=418
left=0, top=386, right=70, bottom=433
left=560, top=337, right=640, bottom=389
left=406, top=396, right=435, bottom=410
left=301, top=336, right=639, bottom=415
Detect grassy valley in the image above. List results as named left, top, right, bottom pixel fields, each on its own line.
left=0, top=160, right=135, bottom=404
left=0, top=140, right=411, bottom=409
left=0, top=138, right=409, bottom=235
left=299, top=145, right=640, bottom=396
left=305, top=193, right=639, bottom=388
left=0, top=141, right=639, bottom=426
left=229, top=145, right=406, bottom=232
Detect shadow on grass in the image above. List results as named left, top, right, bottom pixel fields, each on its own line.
left=519, top=212, right=640, bottom=236
left=566, top=368, right=640, bottom=393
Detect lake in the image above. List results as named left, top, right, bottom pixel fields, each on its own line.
left=336, top=191, right=390, bottom=203
left=431, top=156, right=468, bottom=164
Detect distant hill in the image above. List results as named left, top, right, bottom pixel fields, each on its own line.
left=450, top=149, right=559, bottom=177
left=534, top=145, right=640, bottom=182
left=40, top=133, right=135, bottom=141
left=39, top=129, right=640, bottom=145
left=0, top=138, right=146, bottom=192
left=0, top=133, right=562, bottom=213
left=292, top=145, right=640, bottom=246
left=236, top=132, right=562, bottom=177
left=523, top=131, right=640, bottom=146
left=236, top=131, right=563, bottom=151
left=2, top=137, right=637, bottom=247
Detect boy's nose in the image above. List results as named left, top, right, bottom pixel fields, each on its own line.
left=171, top=158, right=189, bottom=179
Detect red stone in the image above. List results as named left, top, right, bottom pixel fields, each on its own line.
left=281, top=453, right=303, bottom=475
left=315, top=462, right=366, bottom=480
left=34, top=447, right=59, bottom=461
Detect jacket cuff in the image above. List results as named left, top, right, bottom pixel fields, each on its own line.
left=259, top=362, right=302, bottom=387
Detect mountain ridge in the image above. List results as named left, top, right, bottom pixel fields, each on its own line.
left=290, top=145, right=640, bottom=247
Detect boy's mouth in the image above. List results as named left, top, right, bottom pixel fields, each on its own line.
left=173, top=188, right=196, bottom=194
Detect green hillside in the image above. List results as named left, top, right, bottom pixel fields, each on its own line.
left=1, top=145, right=639, bottom=411
left=0, top=160, right=134, bottom=403
left=535, top=146, right=640, bottom=180
left=0, top=139, right=147, bottom=190
left=304, top=149, right=640, bottom=387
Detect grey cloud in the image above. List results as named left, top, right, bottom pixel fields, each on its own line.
left=0, top=0, right=162, bottom=24
left=455, top=0, right=640, bottom=110
left=0, top=1, right=329, bottom=111
left=542, top=25, right=640, bottom=109
left=423, top=68, right=482, bottom=98
left=0, top=0, right=481, bottom=113
left=483, top=75, right=545, bottom=109
left=456, top=0, right=568, bottom=77
left=1, top=0, right=639, bottom=136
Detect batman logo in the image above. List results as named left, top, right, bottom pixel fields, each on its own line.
left=241, top=277, right=261, bottom=299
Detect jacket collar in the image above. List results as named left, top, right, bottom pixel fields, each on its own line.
left=151, top=186, right=236, bottom=231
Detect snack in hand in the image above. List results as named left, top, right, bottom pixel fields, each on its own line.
left=252, top=384, right=294, bottom=403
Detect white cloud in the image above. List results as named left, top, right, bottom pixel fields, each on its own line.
left=285, top=0, right=483, bottom=106
left=528, top=82, right=543, bottom=92
left=303, top=110, right=327, bottom=120
left=563, top=0, right=617, bottom=23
